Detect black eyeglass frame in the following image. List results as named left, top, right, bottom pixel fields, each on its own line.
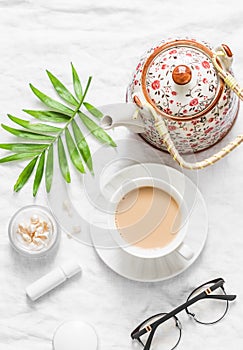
left=131, top=278, right=236, bottom=350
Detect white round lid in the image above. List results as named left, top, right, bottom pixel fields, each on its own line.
left=53, top=321, right=98, bottom=350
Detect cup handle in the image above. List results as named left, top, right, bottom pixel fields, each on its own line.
left=176, top=242, right=194, bottom=260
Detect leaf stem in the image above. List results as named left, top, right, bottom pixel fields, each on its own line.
left=38, top=76, right=92, bottom=155
left=71, top=76, right=92, bottom=119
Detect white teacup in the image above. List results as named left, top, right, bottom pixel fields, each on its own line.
left=107, top=177, right=194, bottom=260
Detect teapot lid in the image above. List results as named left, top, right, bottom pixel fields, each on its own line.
left=141, top=39, right=224, bottom=120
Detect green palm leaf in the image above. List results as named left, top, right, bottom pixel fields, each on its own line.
left=46, top=70, right=79, bottom=107
left=0, top=143, right=47, bottom=153
left=83, top=102, right=103, bottom=119
left=57, top=136, right=71, bottom=183
left=0, top=153, right=39, bottom=163
left=8, top=114, right=61, bottom=133
left=71, top=119, right=93, bottom=173
left=30, top=84, right=74, bottom=116
left=71, top=63, right=83, bottom=100
left=23, top=110, right=70, bottom=123
left=45, top=144, right=53, bottom=193
left=65, top=128, right=85, bottom=173
left=1, top=124, right=56, bottom=141
left=33, top=152, right=45, bottom=196
left=14, top=157, right=38, bottom=192
left=0, top=64, right=117, bottom=196
left=78, top=111, right=116, bottom=147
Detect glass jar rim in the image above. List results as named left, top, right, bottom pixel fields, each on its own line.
left=8, top=204, right=60, bottom=257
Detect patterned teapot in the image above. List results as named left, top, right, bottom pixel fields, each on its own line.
left=100, top=37, right=243, bottom=169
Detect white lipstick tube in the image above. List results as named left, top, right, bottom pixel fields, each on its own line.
left=26, top=260, right=82, bottom=301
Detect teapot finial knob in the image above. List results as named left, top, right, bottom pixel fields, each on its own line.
left=172, top=65, right=192, bottom=85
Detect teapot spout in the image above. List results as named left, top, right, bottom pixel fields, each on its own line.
left=99, top=103, right=145, bottom=133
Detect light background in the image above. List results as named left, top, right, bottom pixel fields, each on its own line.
left=0, top=0, right=242, bottom=349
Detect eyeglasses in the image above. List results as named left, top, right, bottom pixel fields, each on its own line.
left=131, top=278, right=236, bottom=350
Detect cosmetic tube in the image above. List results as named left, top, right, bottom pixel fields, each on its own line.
left=26, top=260, right=81, bottom=301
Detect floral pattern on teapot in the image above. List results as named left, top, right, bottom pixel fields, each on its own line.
left=127, top=38, right=239, bottom=154
left=146, top=46, right=218, bottom=117
left=141, top=87, right=237, bottom=153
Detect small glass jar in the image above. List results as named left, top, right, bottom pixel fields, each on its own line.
left=8, top=205, right=60, bottom=257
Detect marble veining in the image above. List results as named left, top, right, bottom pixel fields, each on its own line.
left=0, top=0, right=243, bottom=349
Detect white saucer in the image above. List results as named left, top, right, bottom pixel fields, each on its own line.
left=90, top=163, right=208, bottom=282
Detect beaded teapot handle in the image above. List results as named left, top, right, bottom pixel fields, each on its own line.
left=144, top=45, right=243, bottom=170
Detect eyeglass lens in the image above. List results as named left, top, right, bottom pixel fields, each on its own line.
left=137, top=313, right=181, bottom=350
left=186, top=282, right=228, bottom=324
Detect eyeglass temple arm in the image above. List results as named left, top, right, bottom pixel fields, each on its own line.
left=131, top=286, right=217, bottom=340
left=205, top=294, right=236, bottom=301
left=131, top=325, right=158, bottom=350
left=131, top=302, right=187, bottom=340
left=131, top=312, right=167, bottom=340
left=143, top=328, right=157, bottom=350
left=132, top=279, right=236, bottom=340
left=203, top=279, right=237, bottom=301
left=131, top=283, right=215, bottom=340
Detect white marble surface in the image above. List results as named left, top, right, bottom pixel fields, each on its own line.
left=0, top=0, right=243, bottom=349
